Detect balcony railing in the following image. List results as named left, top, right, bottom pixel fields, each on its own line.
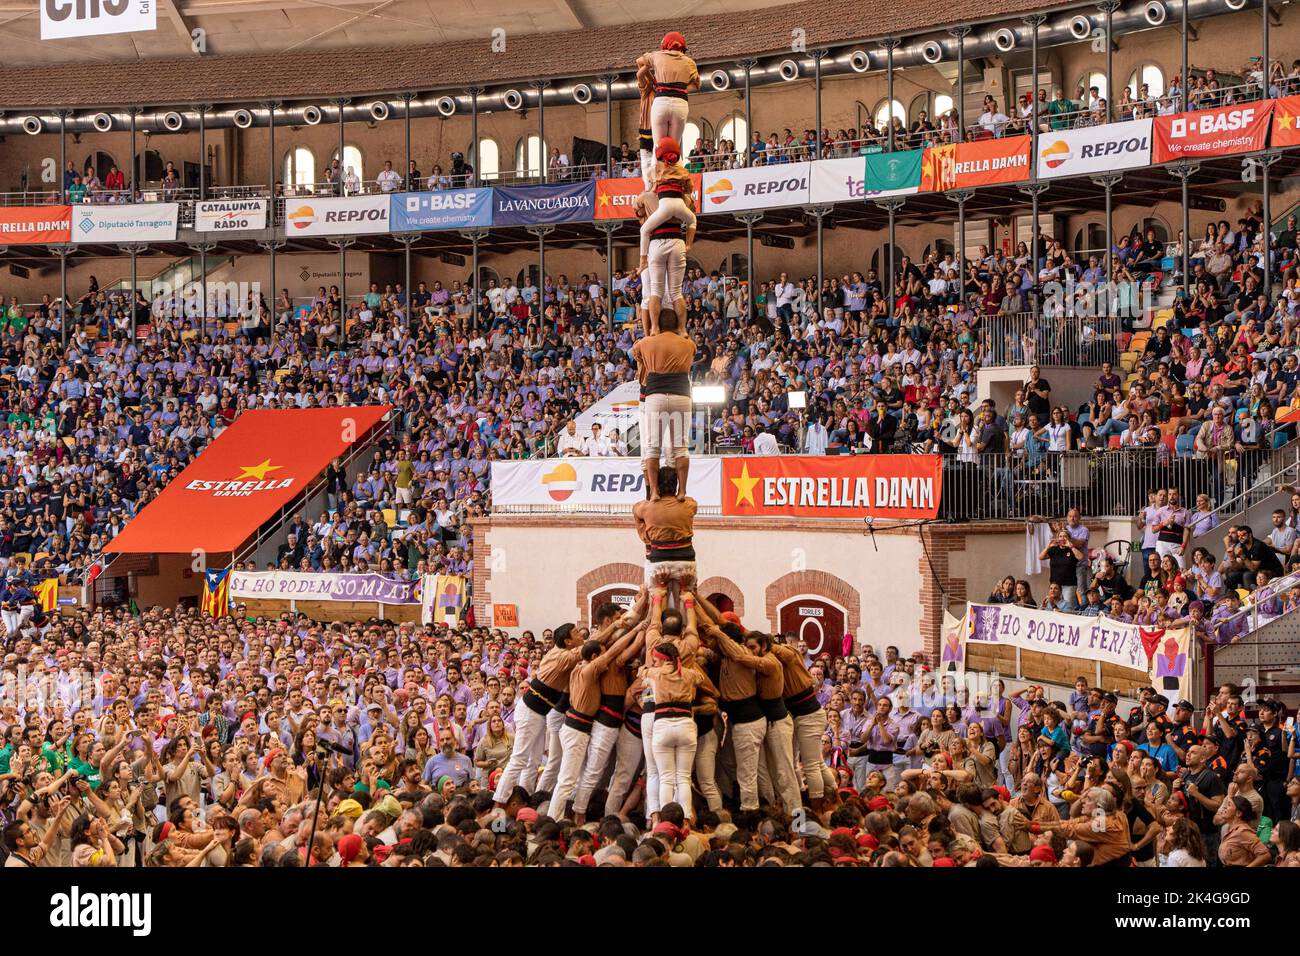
left=979, top=312, right=1122, bottom=367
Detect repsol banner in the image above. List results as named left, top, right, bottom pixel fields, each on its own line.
left=284, top=195, right=390, bottom=236
left=490, top=457, right=723, bottom=507
left=194, top=199, right=268, bottom=232
left=701, top=162, right=811, bottom=214
left=1037, top=118, right=1153, bottom=179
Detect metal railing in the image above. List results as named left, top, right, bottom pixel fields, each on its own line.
left=980, top=312, right=1121, bottom=367
left=937, top=448, right=1226, bottom=521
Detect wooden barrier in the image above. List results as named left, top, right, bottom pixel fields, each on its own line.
left=965, top=642, right=1149, bottom=697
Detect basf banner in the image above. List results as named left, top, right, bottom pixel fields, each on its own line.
left=492, top=181, right=595, bottom=226
left=41, top=0, right=156, bottom=40
left=721, top=455, right=941, bottom=519
left=594, top=175, right=702, bottom=219
left=1153, top=101, right=1273, bottom=163
left=390, top=188, right=493, bottom=231
left=701, top=162, right=811, bottom=214
left=72, top=203, right=178, bottom=242
left=1037, top=118, right=1153, bottom=179
left=284, top=195, right=390, bottom=236
left=194, top=199, right=268, bottom=232
left=491, top=458, right=723, bottom=508
left=0, top=206, right=72, bottom=243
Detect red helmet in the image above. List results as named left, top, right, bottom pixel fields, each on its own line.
left=661, top=31, right=686, bottom=51
left=655, top=136, right=681, bottom=161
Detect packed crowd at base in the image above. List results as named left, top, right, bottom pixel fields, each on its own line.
left=0, top=596, right=1296, bottom=868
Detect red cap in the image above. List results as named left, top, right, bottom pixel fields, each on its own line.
left=655, top=136, right=681, bottom=162
left=1029, top=845, right=1058, bottom=864
left=867, top=795, right=891, bottom=812
left=992, top=785, right=1011, bottom=802
left=931, top=857, right=956, bottom=867
left=578, top=853, right=597, bottom=866
left=661, top=31, right=686, bottom=51
left=857, top=833, right=879, bottom=849
left=721, top=611, right=742, bottom=625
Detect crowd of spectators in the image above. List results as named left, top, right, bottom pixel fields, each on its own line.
left=1, top=606, right=1295, bottom=868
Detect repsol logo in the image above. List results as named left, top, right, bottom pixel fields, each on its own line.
left=1078, top=136, right=1149, bottom=158
left=742, top=176, right=808, bottom=196
left=324, top=209, right=386, bottom=223
left=588, top=473, right=644, bottom=493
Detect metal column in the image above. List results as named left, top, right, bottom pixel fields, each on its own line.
left=876, top=198, right=905, bottom=322
left=336, top=98, right=348, bottom=194
left=736, top=212, right=762, bottom=319
left=1094, top=174, right=1123, bottom=304
left=535, top=80, right=549, bottom=182
left=404, top=93, right=413, bottom=187
left=59, top=112, right=67, bottom=203
left=1101, top=1, right=1118, bottom=123
left=129, top=108, right=138, bottom=199
left=948, top=190, right=973, bottom=296
left=58, top=246, right=69, bottom=345
left=742, top=60, right=755, bottom=161
left=885, top=39, right=899, bottom=151
left=605, top=74, right=615, bottom=175
left=1181, top=0, right=1190, bottom=110
left=470, top=87, right=482, bottom=188
left=951, top=27, right=970, bottom=143
left=198, top=105, right=208, bottom=199
left=813, top=50, right=825, bottom=156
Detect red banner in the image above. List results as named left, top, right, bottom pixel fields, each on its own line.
left=922, top=136, right=1031, bottom=192
left=1153, top=101, right=1273, bottom=163
left=106, top=406, right=390, bottom=555
left=594, top=174, right=702, bottom=220
left=1272, top=95, right=1300, bottom=150
left=721, top=455, right=942, bottom=519
left=0, top=205, right=72, bottom=243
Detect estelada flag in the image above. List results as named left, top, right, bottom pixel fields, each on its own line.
left=1272, top=95, right=1300, bottom=150
left=434, top=575, right=467, bottom=626
left=202, top=568, right=231, bottom=618
left=35, top=578, right=59, bottom=613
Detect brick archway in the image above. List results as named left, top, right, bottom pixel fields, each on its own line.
left=765, top=570, right=861, bottom=638
left=575, top=562, right=643, bottom=629
left=696, top=575, right=745, bottom=620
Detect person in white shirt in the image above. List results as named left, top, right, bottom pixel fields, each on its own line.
left=607, top=428, right=629, bottom=457
left=977, top=102, right=1010, bottom=137
left=803, top=415, right=829, bottom=456
left=772, top=272, right=797, bottom=323
left=556, top=421, right=586, bottom=456
left=753, top=425, right=780, bottom=456
left=376, top=161, right=402, bottom=193
left=584, top=423, right=614, bottom=457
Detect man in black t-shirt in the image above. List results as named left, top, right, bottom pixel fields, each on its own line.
left=1179, top=742, right=1228, bottom=864
left=1039, top=529, right=1084, bottom=608
left=1236, top=525, right=1282, bottom=588
left=1024, top=365, right=1051, bottom=421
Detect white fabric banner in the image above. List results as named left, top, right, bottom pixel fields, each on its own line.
left=491, top=457, right=723, bottom=507
left=283, top=194, right=390, bottom=236
left=72, top=203, right=178, bottom=242
left=701, top=162, right=811, bottom=214
left=194, top=199, right=268, bottom=232
left=229, top=570, right=419, bottom=604
left=41, top=0, right=155, bottom=39
left=963, top=602, right=1151, bottom=671
left=573, top=380, right=641, bottom=442
left=1036, top=118, right=1153, bottom=180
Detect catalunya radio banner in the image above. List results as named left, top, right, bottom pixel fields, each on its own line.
left=194, top=199, right=268, bottom=232
left=492, top=181, right=595, bottom=226
left=1153, top=101, right=1273, bottom=163
left=594, top=175, right=703, bottom=220
left=72, top=203, right=178, bottom=242
left=921, top=136, right=1031, bottom=192
left=700, top=163, right=812, bottom=214
left=1037, top=119, right=1153, bottom=179
left=229, top=570, right=420, bottom=604
left=0, top=206, right=72, bottom=243
left=962, top=602, right=1180, bottom=673
left=491, top=457, right=723, bottom=508
left=721, top=455, right=941, bottom=519
left=390, top=188, right=494, bottom=231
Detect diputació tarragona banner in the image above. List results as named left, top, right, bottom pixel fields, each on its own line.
left=721, top=455, right=942, bottom=519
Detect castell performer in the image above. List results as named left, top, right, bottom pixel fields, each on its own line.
left=636, top=32, right=699, bottom=188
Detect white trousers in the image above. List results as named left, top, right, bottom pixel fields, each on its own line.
left=545, top=724, right=591, bottom=819
left=493, top=703, right=546, bottom=802
left=1155, top=540, right=1185, bottom=568
left=2, top=606, right=33, bottom=637
left=640, top=197, right=695, bottom=257
left=640, top=148, right=655, bottom=191
left=652, top=716, right=698, bottom=819
left=572, top=721, right=620, bottom=815
left=650, top=97, right=689, bottom=152
left=792, top=709, right=829, bottom=799
left=645, top=237, right=687, bottom=305
left=604, top=724, right=645, bottom=816
left=536, top=708, right=565, bottom=794
left=641, top=711, right=660, bottom=819
left=693, top=724, right=723, bottom=812
left=730, top=717, right=768, bottom=811
left=760, top=714, right=803, bottom=813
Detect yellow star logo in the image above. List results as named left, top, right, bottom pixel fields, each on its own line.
left=730, top=462, right=760, bottom=508
left=1279, top=112, right=1295, bottom=130
left=597, top=192, right=610, bottom=207
left=235, top=459, right=283, bottom=481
